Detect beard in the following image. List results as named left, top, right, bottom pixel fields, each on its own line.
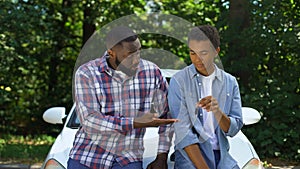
left=116, top=57, right=138, bottom=77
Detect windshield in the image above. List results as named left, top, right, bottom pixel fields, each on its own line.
left=66, top=108, right=80, bottom=129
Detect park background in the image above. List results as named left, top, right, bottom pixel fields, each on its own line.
left=0, top=0, right=299, bottom=166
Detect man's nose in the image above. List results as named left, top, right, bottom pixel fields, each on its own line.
left=132, top=56, right=140, bottom=65
left=195, top=54, right=204, bottom=61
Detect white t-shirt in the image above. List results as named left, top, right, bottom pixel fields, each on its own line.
left=200, top=70, right=220, bottom=150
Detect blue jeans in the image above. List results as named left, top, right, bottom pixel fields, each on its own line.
left=214, top=150, right=221, bottom=167
left=174, top=150, right=221, bottom=169
left=67, top=158, right=89, bottom=169
left=112, top=161, right=142, bottom=169
left=67, top=158, right=143, bottom=169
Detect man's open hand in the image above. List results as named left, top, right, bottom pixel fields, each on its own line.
left=133, top=113, right=178, bottom=128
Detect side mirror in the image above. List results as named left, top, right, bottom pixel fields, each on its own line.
left=242, top=107, right=261, bottom=125
left=43, top=107, right=66, bottom=124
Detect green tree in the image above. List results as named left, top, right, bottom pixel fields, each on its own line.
left=0, top=0, right=81, bottom=135
left=0, top=0, right=146, bottom=135
left=238, top=0, right=300, bottom=160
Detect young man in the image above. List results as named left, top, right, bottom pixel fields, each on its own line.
left=68, top=26, right=178, bottom=169
left=168, top=25, right=243, bottom=169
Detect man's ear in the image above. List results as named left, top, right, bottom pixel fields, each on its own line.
left=216, top=47, right=220, bottom=54
left=107, top=49, right=115, bottom=58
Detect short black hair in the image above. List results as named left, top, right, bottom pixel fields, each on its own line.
left=105, top=26, right=138, bottom=49
left=188, top=25, right=220, bottom=50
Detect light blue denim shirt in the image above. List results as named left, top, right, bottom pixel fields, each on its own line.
left=168, top=64, right=243, bottom=169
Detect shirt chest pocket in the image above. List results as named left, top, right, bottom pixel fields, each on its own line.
left=185, top=92, right=200, bottom=117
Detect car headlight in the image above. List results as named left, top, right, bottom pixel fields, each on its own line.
left=43, top=158, right=65, bottom=169
left=242, top=158, right=264, bottom=169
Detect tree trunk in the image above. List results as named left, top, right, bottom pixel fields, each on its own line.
left=228, top=0, right=250, bottom=85
left=49, top=0, right=72, bottom=96
left=82, top=4, right=96, bottom=47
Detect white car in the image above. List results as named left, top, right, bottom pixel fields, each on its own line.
left=41, top=69, right=264, bottom=169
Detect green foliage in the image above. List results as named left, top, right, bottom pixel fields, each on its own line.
left=0, top=134, right=55, bottom=163
left=0, top=0, right=81, bottom=135
left=236, top=0, right=300, bottom=161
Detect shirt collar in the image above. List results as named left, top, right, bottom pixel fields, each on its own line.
left=98, top=52, right=111, bottom=73
left=188, top=64, right=222, bottom=81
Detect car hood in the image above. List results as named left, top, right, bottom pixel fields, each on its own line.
left=42, top=127, right=77, bottom=168
left=228, top=131, right=259, bottom=167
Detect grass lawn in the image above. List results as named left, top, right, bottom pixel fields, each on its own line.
left=0, top=134, right=55, bottom=164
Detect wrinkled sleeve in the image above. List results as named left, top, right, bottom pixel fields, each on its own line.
left=225, top=78, right=243, bottom=137
left=168, top=77, right=199, bottom=150
left=75, top=66, right=134, bottom=135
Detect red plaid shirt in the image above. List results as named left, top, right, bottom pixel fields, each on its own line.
left=69, top=54, right=173, bottom=169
